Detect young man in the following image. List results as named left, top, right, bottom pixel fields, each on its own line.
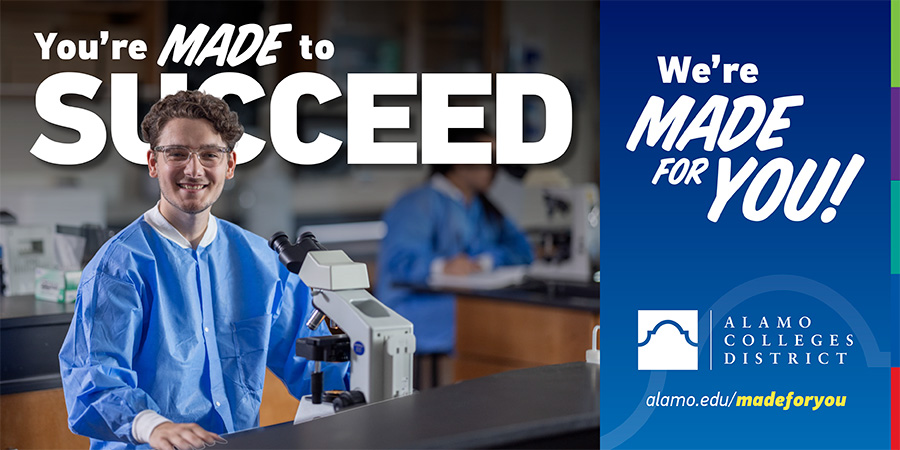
left=59, top=91, right=346, bottom=450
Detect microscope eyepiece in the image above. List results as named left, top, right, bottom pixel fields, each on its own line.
left=269, top=231, right=291, bottom=253
left=269, top=231, right=306, bottom=274
left=269, top=231, right=328, bottom=274
left=298, top=232, right=327, bottom=252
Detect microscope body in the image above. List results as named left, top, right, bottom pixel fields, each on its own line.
left=524, top=184, right=599, bottom=282
left=269, top=232, right=415, bottom=423
left=298, top=250, right=416, bottom=403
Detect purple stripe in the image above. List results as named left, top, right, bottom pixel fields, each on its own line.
left=893, top=88, right=899, bottom=181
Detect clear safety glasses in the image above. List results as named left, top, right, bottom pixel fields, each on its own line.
left=153, top=145, right=231, bottom=167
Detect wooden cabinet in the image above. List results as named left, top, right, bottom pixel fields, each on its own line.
left=259, top=369, right=301, bottom=427
left=0, top=370, right=307, bottom=448
left=1, top=297, right=86, bottom=449
left=455, top=295, right=599, bottom=382
left=0, top=388, right=90, bottom=450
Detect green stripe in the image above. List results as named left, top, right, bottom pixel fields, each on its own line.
left=894, top=0, right=899, bottom=87
left=892, top=181, right=899, bottom=274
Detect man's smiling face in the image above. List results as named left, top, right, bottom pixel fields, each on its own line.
left=148, top=117, right=235, bottom=218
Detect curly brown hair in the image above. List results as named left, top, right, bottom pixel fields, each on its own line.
left=141, top=90, right=244, bottom=150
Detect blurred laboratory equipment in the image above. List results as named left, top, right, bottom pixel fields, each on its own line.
left=522, top=184, right=599, bottom=283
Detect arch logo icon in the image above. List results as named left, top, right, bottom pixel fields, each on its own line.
left=638, top=310, right=698, bottom=370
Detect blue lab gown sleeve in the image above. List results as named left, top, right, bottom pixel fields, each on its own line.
left=378, top=190, right=441, bottom=285
left=59, top=268, right=157, bottom=446
left=479, top=215, right=535, bottom=267
left=380, top=189, right=533, bottom=272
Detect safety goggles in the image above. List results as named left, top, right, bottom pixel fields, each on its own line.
left=153, top=145, right=231, bottom=167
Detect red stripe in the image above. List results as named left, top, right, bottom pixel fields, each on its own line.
left=893, top=368, right=899, bottom=450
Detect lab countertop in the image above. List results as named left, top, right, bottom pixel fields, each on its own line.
left=0, top=295, right=76, bottom=324
left=0, top=295, right=75, bottom=394
left=405, top=278, right=599, bottom=312
left=0, top=278, right=598, bottom=395
left=222, top=362, right=599, bottom=449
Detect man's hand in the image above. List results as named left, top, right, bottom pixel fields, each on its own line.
left=443, top=254, right=483, bottom=276
left=148, top=422, right=225, bottom=450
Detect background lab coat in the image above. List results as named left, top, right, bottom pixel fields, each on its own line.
left=376, top=180, right=534, bottom=354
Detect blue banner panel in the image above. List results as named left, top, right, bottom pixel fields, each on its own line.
left=599, top=2, right=892, bottom=449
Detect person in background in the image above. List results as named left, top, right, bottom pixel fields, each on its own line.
left=59, top=91, right=346, bottom=450
left=375, top=128, right=534, bottom=389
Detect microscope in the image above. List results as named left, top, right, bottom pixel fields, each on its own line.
left=269, top=231, right=416, bottom=423
left=524, top=184, right=599, bottom=282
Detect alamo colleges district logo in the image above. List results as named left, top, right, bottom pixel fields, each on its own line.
left=638, top=310, right=699, bottom=370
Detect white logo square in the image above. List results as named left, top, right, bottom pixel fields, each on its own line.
left=638, top=310, right=698, bottom=370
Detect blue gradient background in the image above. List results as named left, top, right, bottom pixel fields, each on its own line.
left=599, top=2, right=892, bottom=449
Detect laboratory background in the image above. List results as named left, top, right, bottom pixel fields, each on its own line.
left=0, top=1, right=600, bottom=448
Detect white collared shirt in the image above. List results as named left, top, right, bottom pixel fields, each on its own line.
left=430, top=173, right=466, bottom=205
left=143, top=202, right=218, bottom=249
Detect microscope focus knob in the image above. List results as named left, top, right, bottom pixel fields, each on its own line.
left=332, top=390, right=366, bottom=412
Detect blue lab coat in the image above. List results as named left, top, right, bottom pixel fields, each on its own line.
left=376, top=177, right=534, bottom=354
left=59, top=210, right=347, bottom=450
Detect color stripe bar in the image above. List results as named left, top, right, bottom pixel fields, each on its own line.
left=889, top=0, right=899, bottom=349
left=893, top=275, right=899, bottom=367
left=892, top=182, right=899, bottom=274
left=892, top=89, right=899, bottom=181
left=893, top=0, right=899, bottom=87
left=893, top=367, right=899, bottom=450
